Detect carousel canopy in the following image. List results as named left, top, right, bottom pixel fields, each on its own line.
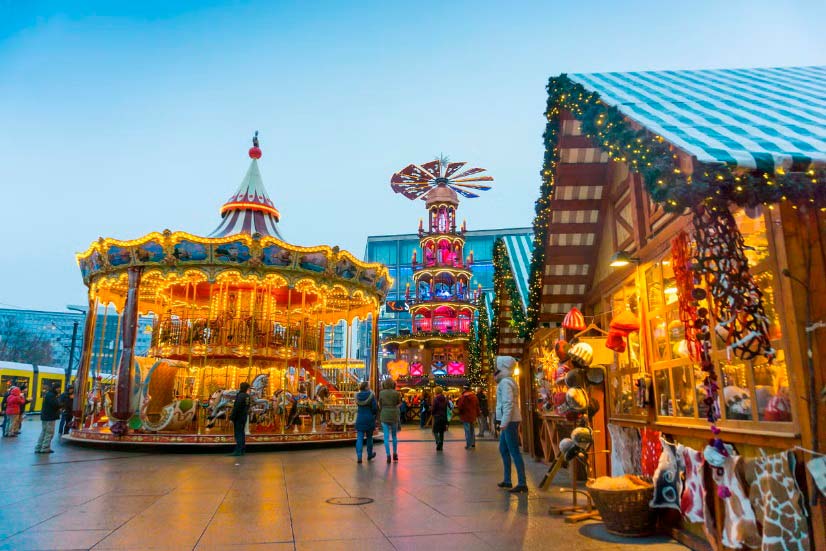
left=210, top=133, right=282, bottom=238
left=501, top=233, right=533, bottom=310
left=569, top=66, right=826, bottom=171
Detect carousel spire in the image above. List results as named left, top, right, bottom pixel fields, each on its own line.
left=209, top=131, right=283, bottom=238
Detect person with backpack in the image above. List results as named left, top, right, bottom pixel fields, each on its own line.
left=228, top=382, right=251, bottom=457
left=354, top=381, right=378, bottom=463
left=431, top=386, right=448, bottom=451
left=378, top=378, right=401, bottom=463
left=36, top=383, right=61, bottom=454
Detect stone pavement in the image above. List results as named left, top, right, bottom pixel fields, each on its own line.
left=0, top=416, right=688, bottom=551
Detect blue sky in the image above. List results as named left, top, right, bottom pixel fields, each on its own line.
left=2, top=0, right=825, bottom=311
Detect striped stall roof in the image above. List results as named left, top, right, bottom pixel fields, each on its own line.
left=502, top=234, right=534, bottom=310
left=569, top=66, right=826, bottom=171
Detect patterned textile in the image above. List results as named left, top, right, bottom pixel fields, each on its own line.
left=569, top=66, right=826, bottom=171
left=748, top=451, right=810, bottom=551
left=607, top=424, right=642, bottom=477
left=713, top=455, right=761, bottom=549
left=650, top=442, right=684, bottom=510
left=640, top=428, right=663, bottom=478
left=680, top=445, right=706, bottom=523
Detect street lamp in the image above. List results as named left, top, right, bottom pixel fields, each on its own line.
left=65, top=306, right=87, bottom=389
left=609, top=251, right=641, bottom=268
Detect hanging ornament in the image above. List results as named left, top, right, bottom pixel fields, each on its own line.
left=671, top=231, right=701, bottom=360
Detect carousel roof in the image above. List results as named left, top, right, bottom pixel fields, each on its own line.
left=569, top=66, right=826, bottom=171
left=209, top=133, right=282, bottom=238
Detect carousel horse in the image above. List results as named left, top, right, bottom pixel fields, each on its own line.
left=84, top=378, right=105, bottom=427
left=206, top=374, right=270, bottom=428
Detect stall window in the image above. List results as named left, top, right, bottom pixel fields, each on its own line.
left=647, top=207, right=793, bottom=428
left=603, top=277, right=646, bottom=419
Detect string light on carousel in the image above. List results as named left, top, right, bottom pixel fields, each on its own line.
left=69, top=133, right=392, bottom=446
left=382, top=156, right=492, bottom=390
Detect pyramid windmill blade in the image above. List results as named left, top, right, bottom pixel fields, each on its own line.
left=453, top=182, right=492, bottom=191
left=451, top=167, right=487, bottom=179
left=419, top=160, right=442, bottom=179
left=443, top=162, right=466, bottom=179
left=398, top=163, right=436, bottom=182
left=450, top=186, right=480, bottom=198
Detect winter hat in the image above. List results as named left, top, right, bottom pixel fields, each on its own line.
left=571, top=426, right=593, bottom=449
left=562, top=307, right=586, bottom=331
left=605, top=330, right=627, bottom=353
left=568, top=342, right=594, bottom=368
left=565, top=387, right=588, bottom=412
left=554, top=363, right=570, bottom=385
left=554, top=340, right=570, bottom=362
left=586, top=366, right=605, bottom=385
left=564, top=369, right=587, bottom=388
left=495, top=356, right=516, bottom=379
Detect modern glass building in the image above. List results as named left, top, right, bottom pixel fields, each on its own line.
left=360, top=227, right=533, bottom=362
left=0, top=306, right=154, bottom=376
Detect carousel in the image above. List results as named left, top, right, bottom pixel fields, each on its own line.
left=67, top=133, right=391, bottom=447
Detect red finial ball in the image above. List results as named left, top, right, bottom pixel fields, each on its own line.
left=249, top=147, right=262, bottom=159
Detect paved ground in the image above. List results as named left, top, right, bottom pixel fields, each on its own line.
left=0, top=416, right=688, bottom=551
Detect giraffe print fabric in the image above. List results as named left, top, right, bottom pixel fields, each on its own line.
left=748, top=451, right=810, bottom=551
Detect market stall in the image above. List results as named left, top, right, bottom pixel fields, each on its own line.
left=68, top=134, right=391, bottom=447
left=522, top=67, right=826, bottom=547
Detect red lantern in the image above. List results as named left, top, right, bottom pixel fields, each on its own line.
left=562, top=307, right=586, bottom=331
left=249, top=146, right=262, bottom=159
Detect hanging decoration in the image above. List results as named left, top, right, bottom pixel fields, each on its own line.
left=562, top=307, right=586, bottom=332
left=671, top=231, right=701, bottom=360
left=691, top=207, right=774, bottom=361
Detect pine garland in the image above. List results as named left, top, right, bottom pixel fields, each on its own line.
left=466, top=296, right=489, bottom=387
left=492, top=238, right=529, bottom=340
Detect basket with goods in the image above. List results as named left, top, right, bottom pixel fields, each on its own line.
left=587, top=475, right=655, bottom=537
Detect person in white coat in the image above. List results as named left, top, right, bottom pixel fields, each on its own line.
left=495, top=356, right=527, bottom=493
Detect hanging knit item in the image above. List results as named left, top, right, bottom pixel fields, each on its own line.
left=671, top=231, right=700, bottom=360
left=748, top=451, right=810, bottom=551
left=640, top=428, right=663, bottom=478
left=607, top=423, right=642, bottom=477
left=691, top=206, right=774, bottom=361
left=562, top=307, right=586, bottom=331
left=680, top=445, right=706, bottom=524
left=650, top=441, right=684, bottom=510
left=711, top=453, right=761, bottom=550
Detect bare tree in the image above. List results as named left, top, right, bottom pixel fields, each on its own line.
left=0, top=317, right=54, bottom=365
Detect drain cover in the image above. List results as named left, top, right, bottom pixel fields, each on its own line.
left=326, top=497, right=374, bottom=506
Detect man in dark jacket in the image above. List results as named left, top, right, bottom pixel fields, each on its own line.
left=229, top=382, right=251, bottom=456
left=36, top=383, right=61, bottom=454
left=58, top=386, right=74, bottom=436
left=476, top=388, right=490, bottom=438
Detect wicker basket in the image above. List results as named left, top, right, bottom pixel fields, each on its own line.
left=586, top=483, right=655, bottom=537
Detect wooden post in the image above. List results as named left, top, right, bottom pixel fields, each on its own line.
left=113, top=267, right=142, bottom=423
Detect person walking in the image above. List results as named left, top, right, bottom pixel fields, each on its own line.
left=431, top=386, right=448, bottom=451
left=476, top=388, right=490, bottom=438
left=3, top=387, right=25, bottom=437
left=58, top=386, right=74, bottom=436
left=228, top=382, right=251, bottom=456
left=456, top=385, right=480, bottom=449
left=354, top=381, right=377, bottom=463
left=419, top=391, right=431, bottom=429
left=378, top=379, right=401, bottom=463
left=1, top=387, right=10, bottom=437
left=495, top=356, right=527, bottom=493
left=35, top=383, right=61, bottom=454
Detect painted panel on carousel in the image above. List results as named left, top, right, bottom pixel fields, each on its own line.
left=262, top=244, right=294, bottom=267
left=108, top=245, right=132, bottom=267
left=173, top=240, right=208, bottom=262
left=215, top=240, right=251, bottom=263
left=409, top=361, right=424, bottom=376
left=135, top=240, right=165, bottom=263
left=375, top=274, right=389, bottom=292
left=298, top=251, right=328, bottom=273
left=80, top=251, right=102, bottom=279
left=335, top=257, right=357, bottom=279
left=447, top=361, right=465, bottom=376
left=359, top=267, right=377, bottom=287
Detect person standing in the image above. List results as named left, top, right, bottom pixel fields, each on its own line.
left=58, top=386, right=74, bottom=436
left=476, top=388, right=490, bottom=438
left=3, top=387, right=25, bottom=437
left=456, top=385, right=480, bottom=449
left=431, top=386, right=448, bottom=451
left=229, top=382, right=251, bottom=456
left=354, top=381, right=377, bottom=463
left=378, top=379, right=401, bottom=463
left=419, top=391, right=431, bottom=429
left=495, top=357, right=527, bottom=493
left=12, top=385, right=30, bottom=435
left=35, top=383, right=61, bottom=454
left=1, top=386, right=10, bottom=437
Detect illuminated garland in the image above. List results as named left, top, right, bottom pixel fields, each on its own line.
left=525, top=74, right=826, bottom=340
left=467, top=296, right=491, bottom=388
left=492, top=238, right=529, bottom=339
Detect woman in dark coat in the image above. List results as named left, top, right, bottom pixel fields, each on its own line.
left=431, top=386, right=448, bottom=451
left=354, top=381, right=378, bottom=463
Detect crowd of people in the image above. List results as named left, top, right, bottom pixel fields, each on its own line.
left=2, top=381, right=75, bottom=454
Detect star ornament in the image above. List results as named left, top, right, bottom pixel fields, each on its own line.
left=390, top=157, right=493, bottom=200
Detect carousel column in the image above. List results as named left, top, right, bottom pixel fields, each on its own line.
left=112, top=267, right=143, bottom=435
left=72, top=296, right=99, bottom=420
left=370, top=310, right=379, bottom=396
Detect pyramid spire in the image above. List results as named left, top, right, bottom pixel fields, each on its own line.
left=209, top=132, right=283, bottom=238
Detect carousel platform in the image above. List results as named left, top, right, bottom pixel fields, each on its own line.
left=64, top=428, right=373, bottom=449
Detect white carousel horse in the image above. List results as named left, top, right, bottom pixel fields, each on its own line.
left=206, top=374, right=270, bottom=428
